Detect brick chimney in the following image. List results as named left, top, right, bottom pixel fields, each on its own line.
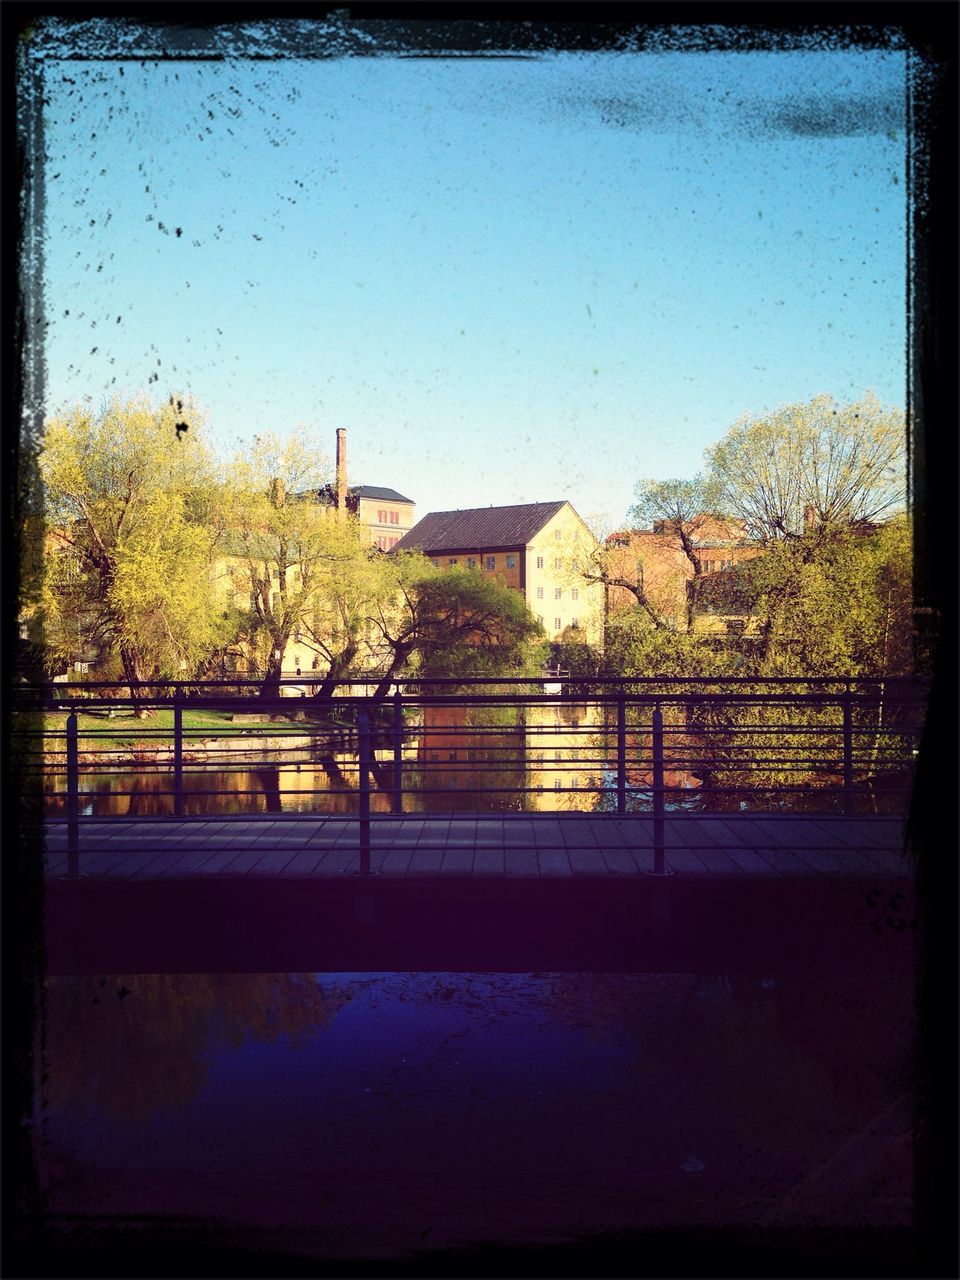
left=803, top=503, right=816, bottom=532
left=335, top=428, right=348, bottom=516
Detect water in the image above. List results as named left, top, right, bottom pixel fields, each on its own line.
left=33, top=967, right=915, bottom=1263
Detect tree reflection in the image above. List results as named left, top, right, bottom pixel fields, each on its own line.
left=41, top=973, right=354, bottom=1124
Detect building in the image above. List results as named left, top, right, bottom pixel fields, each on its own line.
left=606, top=514, right=763, bottom=632
left=316, top=428, right=415, bottom=549
left=391, top=500, right=603, bottom=645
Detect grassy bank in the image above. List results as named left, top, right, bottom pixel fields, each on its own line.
left=38, top=709, right=311, bottom=749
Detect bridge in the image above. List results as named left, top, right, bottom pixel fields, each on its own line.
left=25, top=676, right=923, bottom=975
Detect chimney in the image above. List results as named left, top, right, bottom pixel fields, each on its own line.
left=335, top=428, right=348, bottom=516
left=803, top=503, right=816, bottom=532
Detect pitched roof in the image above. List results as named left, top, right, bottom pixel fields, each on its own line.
left=393, top=501, right=569, bottom=553
left=351, top=484, right=414, bottom=504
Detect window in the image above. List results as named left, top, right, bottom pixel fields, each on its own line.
left=554, top=778, right=563, bottom=790
left=294, top=627, right=301, bottom=642
left=571, top=588, right=579, bottom=601
left=467, top=557, right=476, bottom=569
left=390, top=510, right=399, bottom=525
left=431, top=559, right=439, bottom=568
left=554, top=558, right=562, bottom=570
left=486, top=555, right=496, bottom=570
left=505, top=554, right=516, bottom=569
left=555, top=588, right=562, bottom=599
left=537, top=614, right=543, bottom=624
left=448, top=558, right=458, bottom=566
left=570, top=618, right=579, bottom=630
left=536, top=556, right=544, bottom=569
left=554, top=529, right=562, bottom=540
left=536, top=586, right=544, bottom=599
left=554, top=617, right=561, bottom=630
left=389, top=537, right=398, bottom=549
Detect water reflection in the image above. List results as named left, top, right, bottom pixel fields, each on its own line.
left=43, top=701, right=908, bottom=818
left=35, top=968, right=914, bottom=1253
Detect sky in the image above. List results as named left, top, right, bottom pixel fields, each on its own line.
left=31, top=26, right=908, bottom=531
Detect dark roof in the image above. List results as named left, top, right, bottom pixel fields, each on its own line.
left=312, top=483, right=414, bottom=505
left=351, top=484, right=414, bottom=504
left=392, top=501, right=568, bottom=554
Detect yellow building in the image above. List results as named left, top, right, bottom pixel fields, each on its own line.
left=391, top=500, right=603, bottom=645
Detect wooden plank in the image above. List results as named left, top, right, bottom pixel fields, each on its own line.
left=609, top=818, right=654, bottom=849
left=277, top=848, right=329, bottom=877
left=686, top=846, right=744, bottom=874
left=473, top=848, right=505, bottom=877
left=748, top=817, right=848, bottom=850
left=313, top=843, right=360, bottom=874
left=663, top=846, right=713, bottom=874
left=501, top=819, right=535, bottom=846
left=537, top=848, right=572, bottom=877
left=440, top=845, right=475, bottom=876
left=473, top=822, right=506, bottom=847
left=503, top=847, right=540, bottom=877
left=414, top=822, right=451, bottom=847
left=406, top=847, right=445, bottom=876
left=243, top=846, right=303, bottom=875
left=743, top=845, right=824, bottom=875
left=599, top=845, right=642, bottom=876
left=566, top=846, right=608, bottom=877
left=719, top=844, right=785, bottom=876
left=375, top=844, right=415, bottom=877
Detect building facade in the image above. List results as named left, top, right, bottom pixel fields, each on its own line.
left=606, top=514, right=763, bottom=632
left=391, top=500, right=603, bottom=645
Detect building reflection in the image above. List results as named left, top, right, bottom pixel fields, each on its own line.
left=412, top=701, right=604, bottom=812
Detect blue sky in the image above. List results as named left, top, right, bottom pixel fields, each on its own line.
left=36, top=40, right=907, bottom=529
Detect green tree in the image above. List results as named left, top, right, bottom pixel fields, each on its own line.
left=38, top=396, right=231, bottom=711
left=224, top=430, right=340, bottom=699
left=367, top=560, right=548, bottom=697
left=706, top=392, right=906, bottom=543
left=628, top=474, right=724, bottom=630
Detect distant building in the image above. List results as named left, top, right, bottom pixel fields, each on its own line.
left=392, top=500, right=603, bottom=644
left=316, top=428, right=415, bottom=548
left=606, top=514, right=763, bottom=631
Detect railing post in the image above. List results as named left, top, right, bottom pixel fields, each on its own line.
left=173, top=686, right=184, bottom=818
left=842, top=684, right=854, bottom=816
left=65, top=709, right=80, bottom=878
left=391, top=688, right=404, bottom=815
left=652, top=704, right=666, bottom=875
left=616, top=687, right=627, bottom=814
left=358, top=705, right=371, bottom=875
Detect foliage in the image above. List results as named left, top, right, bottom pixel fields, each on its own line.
left=224, top=430, right=358, bottom=696
left=603, top=611, right=742, bottom=684
left=38, top=396, right=233, bottom=706
left=725, top=517, right=914, bottom=677
left=706, top=392, right=906, bottom=543
left=366, top=560, right=548, bottom=697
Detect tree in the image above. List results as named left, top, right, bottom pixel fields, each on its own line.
left=365, top=560, right=548, bottom=699
left=705, top=392, right=906, bottom=544
left=732, top=515, right=915, bottom=677
left=38, top=396, right=231, bottom=711
left=628, top=475, right=725, bottom=631
left=224, top=430, right=339, bottom=699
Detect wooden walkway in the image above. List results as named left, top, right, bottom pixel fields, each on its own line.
left=44, top=811, right=911, bottom=881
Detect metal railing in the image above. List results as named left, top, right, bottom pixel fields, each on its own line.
left=17, top=675, right=927, bottom=878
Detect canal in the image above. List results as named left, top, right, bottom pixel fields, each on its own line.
left=33, top=961, right=914, bottom=1270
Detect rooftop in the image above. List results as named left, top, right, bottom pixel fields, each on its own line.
left=392, top=501, right=569, bottom=554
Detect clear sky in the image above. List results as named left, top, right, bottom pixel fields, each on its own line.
left=35, top=34, right=908, bottom=530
